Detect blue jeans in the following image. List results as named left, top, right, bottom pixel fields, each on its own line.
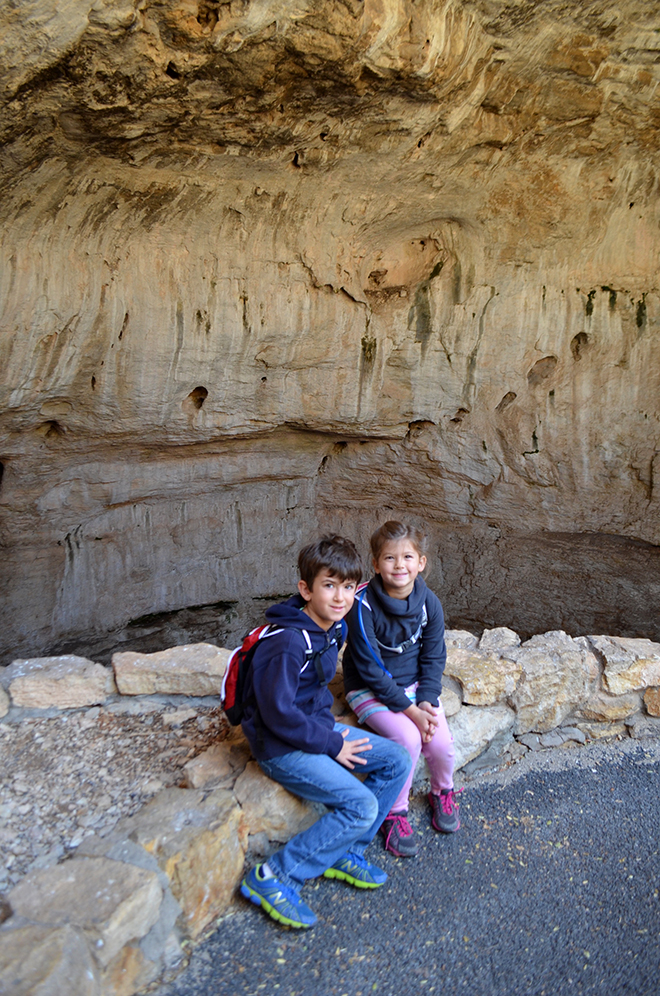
left=258, top=722, right=411, bottom=891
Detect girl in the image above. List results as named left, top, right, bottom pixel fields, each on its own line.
left=343, top=520, right=459, bottom=857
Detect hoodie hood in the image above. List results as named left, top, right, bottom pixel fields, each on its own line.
left=368, top=575, right=428, bottom=618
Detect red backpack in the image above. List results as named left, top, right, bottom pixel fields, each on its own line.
left=221, top=625, right=330, bottom=726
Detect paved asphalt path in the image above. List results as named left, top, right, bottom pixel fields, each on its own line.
left=156, top=739, right=660, bottom=996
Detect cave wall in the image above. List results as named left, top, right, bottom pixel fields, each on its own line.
left=1, top=0, right=660, bottom=660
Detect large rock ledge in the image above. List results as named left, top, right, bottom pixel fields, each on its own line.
left=2, top=626, right=660, bottom=995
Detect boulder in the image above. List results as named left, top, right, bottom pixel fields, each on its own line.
left=233, top=761, right=318, bottom=844
left=183, top=744, right=239, bottom=790
left=644, top=687, right=660, bottom=717
left=440, top=685, right=462, bottom=718
left=80, top=788, right=246, bottom=939
left=445, top=648, right=522, bottom=706
left=478, top=627, right=521, bottom=652
left=448, top=703, right=516, bottom=770
left=578, top=689, right=642, bottom=722
left=444, top=630, right=479, bottom=650
left=112, top=644, right=231, bottom=697
left=99, top=943, right=159, bottom=996
left=0, top=923, right=100, bottom=996
left=505, top=643, right=590, bottom=733
left=2, top=657, right=115, bottom=710
left=8, top=858, right=162, bottom=966
left=574, top=720, right=627, bottom=740
left=589, top=636, right=660, bottom=695
left=0, top=686, right=8, bottom=718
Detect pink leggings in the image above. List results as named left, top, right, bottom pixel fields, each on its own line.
left=366, top=706, right=455, bottom=814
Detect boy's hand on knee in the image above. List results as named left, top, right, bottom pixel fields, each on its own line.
left=336, top=729, right=372, bottom=769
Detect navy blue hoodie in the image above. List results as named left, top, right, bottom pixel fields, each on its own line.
left=240, top=594, right=345, bottom=761
left=343, top=575, right=446, bottom=712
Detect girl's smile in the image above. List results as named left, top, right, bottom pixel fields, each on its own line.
left=373, top=539, right=427, bottom=599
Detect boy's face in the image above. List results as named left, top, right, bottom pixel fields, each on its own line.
left=298, top=570, right=357, bottom=630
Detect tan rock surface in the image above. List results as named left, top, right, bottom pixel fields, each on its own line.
left=2, top=657, right=115, bottom=709
left=644, top=687, right=660, bottom=717
left=90, top=788, right=246, bottom=939
left=99, top=943, right=159, bottom=996
left=440, top=685, right=462, bottom=718
left=505, top=644, right=590, bottom=733
left=8, top=858, right=162, bottom=966
left=445, top=648, right=522, bottom=706
left=590, top=636, right=660, bottom=695
left=1, top=1, right=660, bottom=658
left=0, top=687, right=8, bottom=718
left=233, top=761, right=318, bottom=843
left=448, top=703, right=516, bottom=770
left=182, top=743, right=237, bottom=790
left=0, top=923, right=100, bottom=996
left=112, top=644, right=231, bottom=696
left=579, top=690, right=642, bottom=722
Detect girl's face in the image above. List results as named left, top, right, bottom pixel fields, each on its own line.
left=373, top=539, right=427, bottom=599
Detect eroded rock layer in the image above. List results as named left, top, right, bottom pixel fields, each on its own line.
left=1, top=0, right=659, bottom=659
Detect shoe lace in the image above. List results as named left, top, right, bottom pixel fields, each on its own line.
left=440, top=788, right=462, bottom=815
left=390, top=814, right=413, bottom=837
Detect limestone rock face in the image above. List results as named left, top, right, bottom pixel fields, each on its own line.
left=589, top=636, right=660, bottom=695
left=645, top=687, right=660, bottom=717
left=0, top=923, right=100, bottom=996
left=505, top=642, right=590, bottom=733
left=2, top=657, right=115, bottom=709
left=1, top=1, right=660, bottom=660
left=445, top=648, right=521, bottom=705
left=448, top=702, right=515, bottom=769
left=89, top=788, right=246, bottom=939
left=8, top=858, right=162, bottom=966
left=112, top=644, right=231, bottom=696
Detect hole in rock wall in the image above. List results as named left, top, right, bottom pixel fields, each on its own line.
left=165, top=62, right=181, bottom=80
left=187, top=386, right=208, bottom=410
left=527, top=355, right=557, bottom=387
left=496, top=391, right=517, bottom=412
left=0, top=462, right=4, bottom=493
left=36, top=421, right=65, bottom=439
left=570, top=332, right=589, bottom=360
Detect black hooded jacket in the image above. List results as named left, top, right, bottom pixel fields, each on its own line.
left=240, top=594, right=345, bottom=761
left=343, top=575, right=446, bottom=712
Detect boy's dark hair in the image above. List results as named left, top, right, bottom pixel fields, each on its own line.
left=370, top=520, right=428, bottom=561
left=298, top=535, right=363, bottom=589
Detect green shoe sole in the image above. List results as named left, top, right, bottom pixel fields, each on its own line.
left=322, top=867, right=383, bottom=889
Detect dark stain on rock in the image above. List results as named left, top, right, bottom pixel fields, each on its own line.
left=118, top=311, right=129, bottom=341
left=527, top=355, right=557, bottom=386
left=570, top=331, right=589, bottom=360
left=601, top=285, right=617, bottom=309
left=585, top=289, right=596, bottom=317
left=636, top=295, right=647, bottom=331
left=496, top=391, right=517, bottom=412
left=361, top=334, right=377, bottom=366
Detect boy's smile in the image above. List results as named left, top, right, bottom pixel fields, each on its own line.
left=298, top=571, right=357, bottom=630
left=374, top=539, right=427, bottom=599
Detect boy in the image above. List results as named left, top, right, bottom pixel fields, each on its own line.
left=239, top=534, right=412, bottom=928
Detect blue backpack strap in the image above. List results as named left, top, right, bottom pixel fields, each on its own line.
left=356, top=588, right=392, bottom=678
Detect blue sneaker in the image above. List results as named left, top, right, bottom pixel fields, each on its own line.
left=323, top=852, right=388, bottom=889
left=240, top=866, right=317, bottom=928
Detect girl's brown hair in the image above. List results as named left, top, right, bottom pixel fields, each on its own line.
left=370, top=520, right=428, bottom=561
